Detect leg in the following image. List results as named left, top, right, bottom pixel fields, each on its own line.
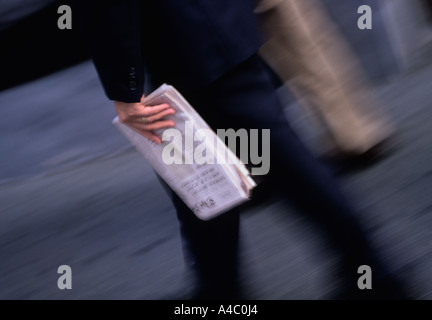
left=173, top=193, right=241, bottom=299
left=256, top=0, right=395, bottom=156
left=183, top=55, right=406, bottom=298
left=156, top=176, right=242, bottom=300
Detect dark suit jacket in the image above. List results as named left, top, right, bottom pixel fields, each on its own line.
left=77, top=0, right=262, bottom=102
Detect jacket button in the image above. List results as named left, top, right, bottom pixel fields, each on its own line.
left=129, top=81, right=137, bottom=91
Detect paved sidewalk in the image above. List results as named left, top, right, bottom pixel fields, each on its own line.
left=0, top=43, right=431, bottom=300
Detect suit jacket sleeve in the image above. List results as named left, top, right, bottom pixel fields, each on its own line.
left=76, top=0, right=144, bottom=103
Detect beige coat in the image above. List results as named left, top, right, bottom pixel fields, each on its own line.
left=255, top=0, right=394, bottom=155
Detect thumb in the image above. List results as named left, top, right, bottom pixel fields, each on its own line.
left=140, top=93, right=146, bottom=104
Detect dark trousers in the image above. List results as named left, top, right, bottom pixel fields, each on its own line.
left=164, top=54, right=393, bottom=298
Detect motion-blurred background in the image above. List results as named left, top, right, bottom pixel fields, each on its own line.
left=2, top=0, right=431, bottom=90
left=1, top=0, right=432, bottom=300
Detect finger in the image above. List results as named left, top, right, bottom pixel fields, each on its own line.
left=138, top=108, right=176, bottom=124
left=140, top=103, right=173, bottom=117
left=128, top=124, right=163, bottom=144
left=140, top=119, right=176, bottom=131
left=120, top=104, right=173, bottom=126
left=139, top=130, right=163, bottom=145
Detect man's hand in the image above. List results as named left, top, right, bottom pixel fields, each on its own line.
left=114, top=94, right=176, bottom=144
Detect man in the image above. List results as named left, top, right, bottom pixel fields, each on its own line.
left=77, top=0, right=407, bottom=299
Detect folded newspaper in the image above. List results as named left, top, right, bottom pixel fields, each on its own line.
left=113, top=84, right=256, bottom=220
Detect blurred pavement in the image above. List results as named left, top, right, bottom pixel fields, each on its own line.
left=1, top=42, right=432, bottom=299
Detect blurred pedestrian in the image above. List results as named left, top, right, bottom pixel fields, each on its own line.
left=423, top=0, right=432, bottom=21
left=255, top=0, right=396, bottom=169
left=77, top=0, right=408, bottom=300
